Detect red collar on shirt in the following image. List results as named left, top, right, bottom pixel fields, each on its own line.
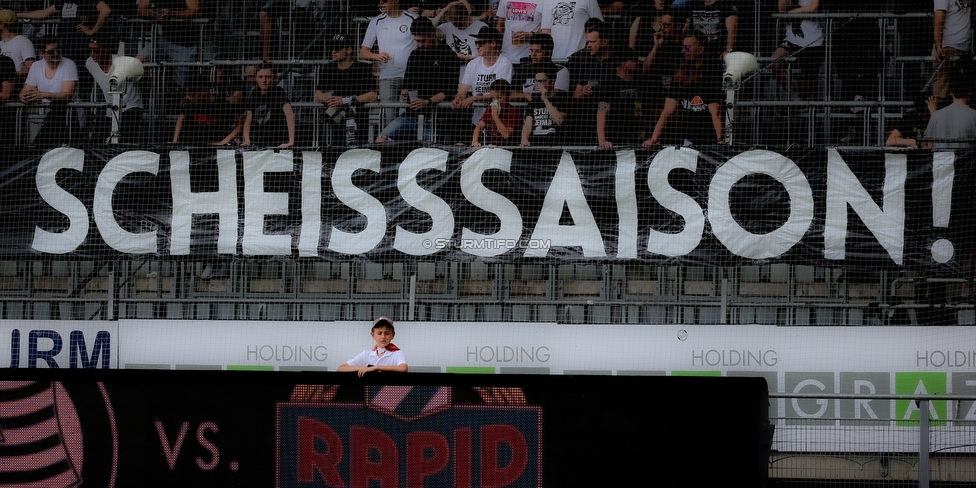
left=373, top=343, right=399, bottom=352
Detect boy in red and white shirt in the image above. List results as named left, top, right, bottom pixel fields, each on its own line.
left=338, top=317, right=408, bottom=377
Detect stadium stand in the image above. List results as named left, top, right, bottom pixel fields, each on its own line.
left=0, top=2, right=950, bottom=147
left=0, top=1, right=972, bottom=325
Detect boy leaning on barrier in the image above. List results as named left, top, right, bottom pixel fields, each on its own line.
left=337, top=317, right=408, bottom=377
left=472, top=78, right=518, bottom=146
left=242, top=63, right=294, bottom=149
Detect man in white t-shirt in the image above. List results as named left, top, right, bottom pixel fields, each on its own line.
left=21, top=38, right=80, bottom=145
left=539, top=0, right=602, bottom=60
left=361, top=0, right=420, bottom=129
left=453, top=25, right=514, bottom=125
left=0, top=9, right=35, bottom=76
left=933, top=0, right=972, bottom=100
left=496, top=0, right=541, bottom=63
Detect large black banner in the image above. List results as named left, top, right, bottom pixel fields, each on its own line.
left=1, top=145, right=971, bottom=274
left=0, top=369, right=769, bottom=487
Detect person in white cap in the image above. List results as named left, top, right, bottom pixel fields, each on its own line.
left=337, top=317, right=408, bottom=377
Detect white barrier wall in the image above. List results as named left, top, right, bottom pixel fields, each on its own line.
left=3, top=320, right=975, bottom=452
left=3, top=320, right=974, bottom=377
left=2, top=320, right=119, bottom=369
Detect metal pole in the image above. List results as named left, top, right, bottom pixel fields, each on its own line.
left=408, top=274, right=416, bottom=321
left=720, top=277, right=728, bottom=324
left=107, top=271, right=115, bottom=320
left=110, top=92, right=122, bottom=144
left=919, top=399, right=930, bottom=488
left=725, top=87, right=735, bottom=145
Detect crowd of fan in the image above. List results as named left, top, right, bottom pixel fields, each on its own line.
left=0, top=0, right=972, bottom=148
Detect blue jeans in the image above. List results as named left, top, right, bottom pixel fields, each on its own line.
left=377, top=78, right=403, bottom=129
left=156, top=36, right=199, bottom=87
left=379, top=113, right=434, bottom=141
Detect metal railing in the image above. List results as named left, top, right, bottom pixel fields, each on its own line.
left=0, top=261, right=971, bottom=324
left=769, top=393, right=976, bottom=485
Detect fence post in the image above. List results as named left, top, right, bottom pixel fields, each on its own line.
left=107, top=271, right=114, bottom=320
left=919, top=399, right=929, bottom=488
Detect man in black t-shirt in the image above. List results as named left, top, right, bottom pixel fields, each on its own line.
left=645, top=33, right=724, bottom=147
left=314, top=33, right=378, bottom=146
left=171, top=76, right=239, bottom=146
left=596, top=49, right=647, bottom=148
left=512, top=34, right=570, bottom=102
left=376, top=18, right=459, bottom=143
left=243, top=64, right=294, bottom=148
left=17, top=0, right=112, bottom=65
left=685, top=0, right=740, bottom=59
left=519, top=65, right=569, bottom=146
left=566, top=19, right=616, bottom=144
left=639, top=10, right=682, bottom=113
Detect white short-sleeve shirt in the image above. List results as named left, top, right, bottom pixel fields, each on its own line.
left=460, top=55, right=514, bottom=123
left=25, top=57, right=79, bottom=103
left=362, top=11, right=420, bottom=79
left=541, top=0, right=603, bottom=60
left=439, top=18, right=488, bottom=81
left=497, top=0, right=542, bottom=63
left=346, top=348, right=407, bottom=367
left=935, top=0, right=972, bottom=52
left=783, top=0, right=823, bottom=48
left=0, top=35, right=36, bottom=73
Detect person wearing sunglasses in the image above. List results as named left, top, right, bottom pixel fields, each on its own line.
left=20, top=37, right=80, bottom=146
left=432, top=0, right=487, bottom=81
left=637, top=10, right=683, bottom=125
left=452, top=25, right=512, bottom=131
left=519, top=65, right=567, bottom=147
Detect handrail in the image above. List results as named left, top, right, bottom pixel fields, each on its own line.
left=771, top=393, right=976, bottom=401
